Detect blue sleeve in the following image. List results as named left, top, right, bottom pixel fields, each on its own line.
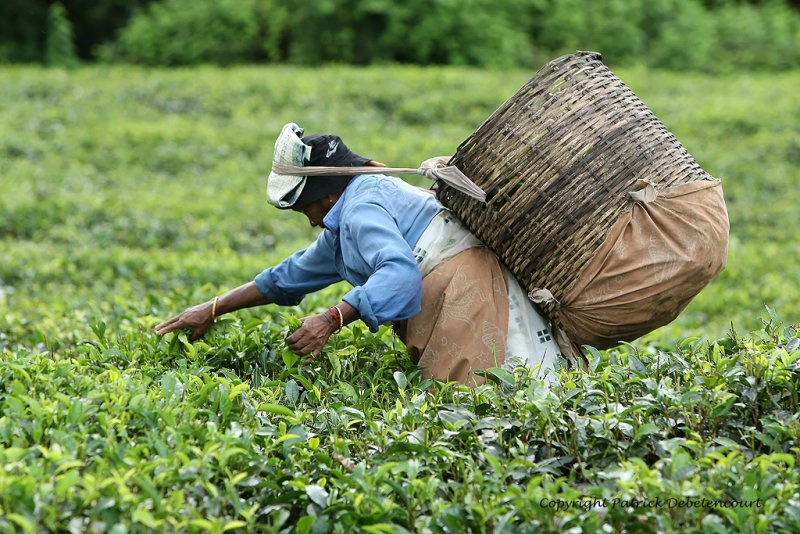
left=254, top=231, right=342, bottom=305
left=340, top=202, right=422, bottom=332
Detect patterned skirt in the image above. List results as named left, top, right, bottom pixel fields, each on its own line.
left=394, top=211, right=565, bottom=386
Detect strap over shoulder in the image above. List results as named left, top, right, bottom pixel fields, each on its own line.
left=271, top=156, right=487, bottom=202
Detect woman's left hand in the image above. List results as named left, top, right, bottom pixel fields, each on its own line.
left=286, top=312, right=339, bottom=364
left=155, top=301, right=215, bottom=341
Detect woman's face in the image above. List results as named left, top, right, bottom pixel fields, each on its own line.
left=294, top=198, right=330, bottom=228
left=290, top=161, right=384, bottom=228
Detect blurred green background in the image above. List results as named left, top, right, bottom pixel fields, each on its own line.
left=3, top=0, right=800, bottom=71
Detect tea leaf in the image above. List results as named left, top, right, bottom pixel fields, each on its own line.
left=259, top=403, right=294, bottom=417
left=306, top=484, right=329, bottom=507
left=285, top=379, right=300, bottom=405
left=393, top=371, right=408, bottom=390
left=6, top=514, right=35, bottom=534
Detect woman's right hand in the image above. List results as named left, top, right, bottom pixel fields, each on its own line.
left=154, top=301, right=215, bottom=341
left=154, top=282, right=271, bottom=342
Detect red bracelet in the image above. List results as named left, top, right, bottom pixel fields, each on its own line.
left=328, top=306, right=340, bottom=325
left=333, top=304, right=344, bottom=330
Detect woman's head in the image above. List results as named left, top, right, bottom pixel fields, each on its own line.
left=267, top=124, right=385, bottom=223
left=291, top=133, right=370, bottom=210
left=283, top=131, right=385, bottom=227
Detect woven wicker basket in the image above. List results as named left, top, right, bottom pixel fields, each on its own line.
left=436, top=51, right=727, bottom=360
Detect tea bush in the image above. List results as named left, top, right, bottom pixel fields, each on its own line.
left=1, top=311, right=799, bottom=532
left=1, top=64, right=799, bottom=531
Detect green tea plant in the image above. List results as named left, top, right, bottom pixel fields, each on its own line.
left=1, top=312, right=799, bottom=532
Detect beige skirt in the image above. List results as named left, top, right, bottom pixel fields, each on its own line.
left=396, top=211, right=565, bottom=386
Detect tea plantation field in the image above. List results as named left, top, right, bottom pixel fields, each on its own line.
left=1, top=65, right=799, bottom=532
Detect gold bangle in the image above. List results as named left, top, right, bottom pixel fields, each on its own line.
left=211, top=296, right=219, bottom=320
left=333, top=304, right=344, bottom=330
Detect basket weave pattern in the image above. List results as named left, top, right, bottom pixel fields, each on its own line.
left=437, top=52, right=714, bottom=319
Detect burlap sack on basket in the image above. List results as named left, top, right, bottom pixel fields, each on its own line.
left=435, top=51, right=730, bottom=366
left=532, top=178, right=729, bottom=352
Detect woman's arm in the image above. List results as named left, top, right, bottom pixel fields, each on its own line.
left=157, top=229, right=342, bottom=342
left=154, top=281, right=270, bottom=340
left=339, top=201, right=423, bottom=331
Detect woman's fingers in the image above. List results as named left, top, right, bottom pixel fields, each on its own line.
left=154, top=316, right=182, bottom=335
left=155, top=316, right=176, bottom=330
left=286, top=321, right=314, bottom=353
left=287, top=329, right=322, bottom=358
left=303, top=348, right=323, bottom=365
left=154, top=306, right=209, bottom=337
left=286, top=313, right=339, bottom=363
left=285, top=329, right=302, bottom=347
left=287, top=336, right=314, bottom=355
left=190, top=324, right=207, bottom=341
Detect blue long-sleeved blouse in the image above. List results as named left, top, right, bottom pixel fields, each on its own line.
left=254, top=174, right=443, bottom=331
